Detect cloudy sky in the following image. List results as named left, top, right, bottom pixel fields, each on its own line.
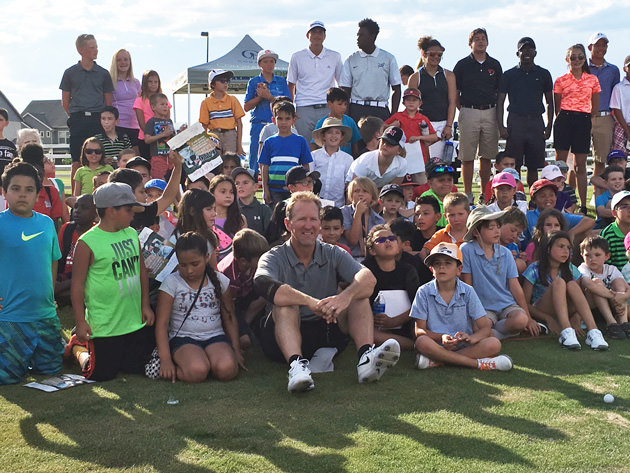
left=2, top=0, right=629, bottom=123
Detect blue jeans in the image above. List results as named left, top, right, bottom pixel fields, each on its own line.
left=249, top=122, right=266, bottom=173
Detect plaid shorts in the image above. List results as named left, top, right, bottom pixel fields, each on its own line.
left=613, top=123, right=628, bottom=152
left=0, top=318, right=64, bottom=385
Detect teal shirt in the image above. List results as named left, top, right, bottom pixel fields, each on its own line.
left=0, top=210, right=61, bottom=322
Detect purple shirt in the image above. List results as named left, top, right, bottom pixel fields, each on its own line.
left=589, top=60, right=620, bottom=111
left=554, top=190, right=572, bottom=212
left=112, top=78, right=141, bottom=129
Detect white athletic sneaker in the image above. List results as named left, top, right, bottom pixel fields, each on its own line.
left=559, top=327, right=581, bottom=350
left=357, top=339, right=400, bottom=383
left=287, top=358, right=314, bottom=393
left=585, top=329, right=609, bottom=351
left=415, top=353, right=443, bottom=369
left=477, top=355, right=513, bottom=371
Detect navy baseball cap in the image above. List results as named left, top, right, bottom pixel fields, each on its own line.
left=379, top=184, right=404, bottom=199
left=607, top=149, right=628, bottom=163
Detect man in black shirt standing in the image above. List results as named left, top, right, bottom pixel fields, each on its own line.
left=497, top=37, right=554, bottom=187
left=453, top=28, right=502, bottom=204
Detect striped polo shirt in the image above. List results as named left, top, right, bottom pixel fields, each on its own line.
left=600, top=221, right=629, bottom=270
left=198, top=93, right=245, bottom=130
left=95, top=132, right=132, bottom=161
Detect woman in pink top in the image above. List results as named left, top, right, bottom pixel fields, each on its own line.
left=553, top=43, right=601, bottom=212
left=110, top=49, right=141, bottom=152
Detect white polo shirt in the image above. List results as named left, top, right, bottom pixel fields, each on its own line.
left=287, top=47, right=343, bottom=107
left=610, top=77, right=630, bottom=123
left=339, top=47, right=402, bottom=103
left=348, top=149, right=407, bottom=188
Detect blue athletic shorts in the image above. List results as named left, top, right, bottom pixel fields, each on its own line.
left=0, top=318, right=64, bottom=384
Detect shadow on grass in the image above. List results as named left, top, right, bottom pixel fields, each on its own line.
left=6, top=333, right=627, bottom=472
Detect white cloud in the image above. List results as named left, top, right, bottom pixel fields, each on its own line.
left=2, top=0, right=630, bottom=115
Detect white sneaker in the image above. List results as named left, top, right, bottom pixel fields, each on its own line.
left=585, top=329, right=609, bottom=351
left=415, top=353, right=443, bottom=369
left=357, top=339, right=400, bottom=383
left=559, top=327, right=581, bottom=350
left=287, top=358, right=314, bottom=393
left=477, top=355, right=513, bottom=371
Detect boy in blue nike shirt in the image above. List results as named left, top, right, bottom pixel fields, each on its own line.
left=0, top=163, right=63, bottom=384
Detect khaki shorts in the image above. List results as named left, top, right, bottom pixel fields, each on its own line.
left=485, top=304, right=524, bottom=325
left=457, top=106, right=499, bottom=162
left=591, top=114, right=615, bottom=163
left=209, top=128, right=237, bottom=154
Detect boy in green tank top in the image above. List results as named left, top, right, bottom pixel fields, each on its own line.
left=71, top=182, right=155, bottom=381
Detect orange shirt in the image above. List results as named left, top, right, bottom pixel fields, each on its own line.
left=199, top=93, right=245, bottom=130
left=423, top=224, right=465, bottom=251
left=553, top=72, right=601, bottom=114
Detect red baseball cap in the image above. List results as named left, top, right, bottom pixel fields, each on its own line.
left=529, top=179, right=557, bottom=197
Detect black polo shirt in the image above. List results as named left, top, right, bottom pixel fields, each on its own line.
left=499, top=64, right=553, bottom=116
left=453, top=54, right=502, bottom=107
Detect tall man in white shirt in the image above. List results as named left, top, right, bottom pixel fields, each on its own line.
left=287, top=21, right=343, bottom=141
left=340, top=18, right=402, bottom=123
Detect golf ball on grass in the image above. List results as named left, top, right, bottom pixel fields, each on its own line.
left=603, top=394, right=614, bottom=403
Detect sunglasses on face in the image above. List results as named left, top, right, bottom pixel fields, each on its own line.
left=374, top=235, right=397, bottom=244
left=570, top=55, right=585, bottom=61
left=428, top=52, right=443, bottom=58
left=432, top=165, right=454, bottom=175
left=215, top=78, right=230, bottom=83
left=85, top=149, right=103, bottom=155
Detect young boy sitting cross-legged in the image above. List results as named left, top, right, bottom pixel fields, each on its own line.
left=411, top=242, right=513, bottom=371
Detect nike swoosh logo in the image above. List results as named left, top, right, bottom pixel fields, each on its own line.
left=357, top=356, right=371, bottom=367
left=22, top=231, right=43, bottom=241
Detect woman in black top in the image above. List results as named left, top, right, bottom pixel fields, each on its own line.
left=408, top=36, right=457, bottom=160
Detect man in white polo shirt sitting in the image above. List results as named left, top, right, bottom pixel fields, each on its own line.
left=287, top=21, right=343, bottom=141
left=340, top=18, right=402, bottom=123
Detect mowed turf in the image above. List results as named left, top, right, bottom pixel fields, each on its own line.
left=3, top=168, right=620, bottom=472
left=1, top=304, right=630, bottom=473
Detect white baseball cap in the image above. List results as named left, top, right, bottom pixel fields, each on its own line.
left=541, top=165, right=563, bottom=181
left=208, top=69, right=234, bottom=84
left=424, top=242, right=463, bottom=266
left=257, top=49, right=278, bottom=64
left=588, top=32, right=609, bottom=46
left=308, top=20, right=326, bottom=32
left=611, top=191, right=630, bottom=210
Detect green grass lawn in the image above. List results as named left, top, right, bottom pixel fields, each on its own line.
left=10, top=167, right=613, bottom=472
left=2, top=305, right=630, bottom=473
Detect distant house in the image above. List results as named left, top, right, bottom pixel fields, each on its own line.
left=21, top=100, right=70, bottom=151
left=0, top=90, right=23, bottom=142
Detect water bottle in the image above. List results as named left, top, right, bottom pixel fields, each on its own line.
left=442, top=140, right=454, bottom=163
left=420, top=121, right=429, bottom=136
left=372, top=292, right=386, bottom=315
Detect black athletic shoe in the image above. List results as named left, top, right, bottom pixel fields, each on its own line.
left=604, top=323, right=627, bottom=340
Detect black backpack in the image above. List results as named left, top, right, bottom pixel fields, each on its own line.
left=57, top=222, right=77, bottom=275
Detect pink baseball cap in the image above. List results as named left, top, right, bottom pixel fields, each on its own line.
left=491, top=172, right=517, bottom=189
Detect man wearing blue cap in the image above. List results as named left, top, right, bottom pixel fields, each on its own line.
left=288, top=21, right=343, bottom=140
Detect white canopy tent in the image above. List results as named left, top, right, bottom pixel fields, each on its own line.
left=171, top=34, right=289, bottom=124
